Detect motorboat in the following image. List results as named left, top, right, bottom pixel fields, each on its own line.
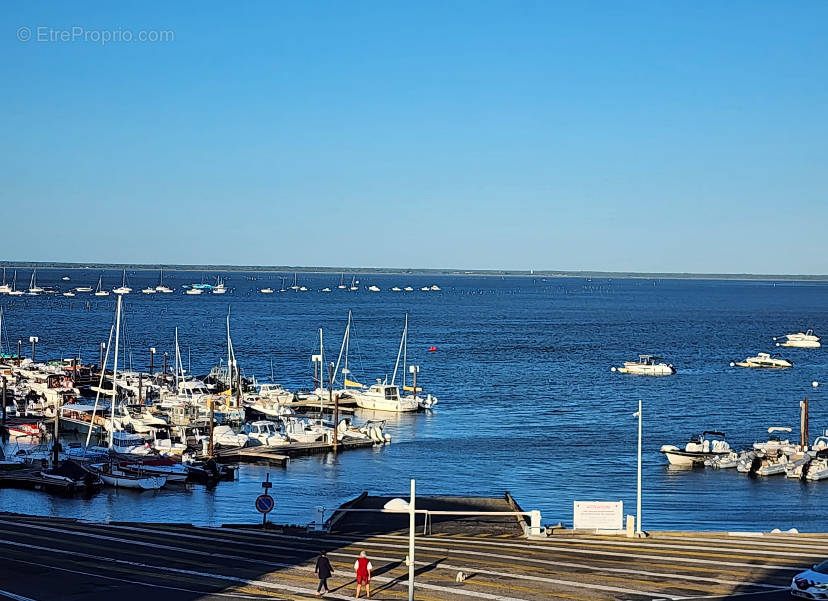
left=212, top=425, right=248, bottom=448
left=368, top=285, right=381, bottom=292
left=243, top=420, right=289, bottom=446
left=283, top=417, right=332, bottom=443
left=75, top=285, right=93, bottom=293
left=6, top=423, right=43, bottom=438
left=736, top=451, right=759, bottom=473
left=754, top=452, right=791, bottom=476
left=184, top=287, right=203, bottom=295
left=420, top=286, right=430, bottom=291
left=660, top=431, right=731, bottom=466
left=806, top=454, right=828, bottom=481
left=430, top=285, right=441, bottom=291
left=705, top=451, right=741, bottom=469
left=61, top=276, right=70, bottom=281
left=141, top=286, right=157, bottom=294
left=404, top=286, right=414, bottom=292
left=62, top=291, right=75, bottom=297
left=40, top=460, right=103, bottom=493
left=753, top=427, right=797, bottom=454
left=785, top=453, right=812, bottom=479
left=351, top=383, right=418, bottom=413
left=260, top=287, right=274, bottom=294
left=321, top=287, right=331, bottom=293
left=110, top=430, right=153, bottom=455
left=391, top=286, right=402, bottom=292
left=612, top=355, right=676, bottom=376
left=775, top=329, right=820, bottom=349
left=211, top=277, right=228, bottom=294
left=731, top=352, right=792, bottom=369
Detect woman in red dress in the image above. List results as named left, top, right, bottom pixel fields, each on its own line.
left=353, top=550, right=373, bottom=598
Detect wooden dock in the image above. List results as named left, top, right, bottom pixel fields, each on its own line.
left=211, top=438, right=377, bottom=465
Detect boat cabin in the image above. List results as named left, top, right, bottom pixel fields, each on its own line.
left=367, top=384, right=400, bottom=401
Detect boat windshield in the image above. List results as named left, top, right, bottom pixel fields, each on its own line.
left=814, top=560, right=828, bottom=574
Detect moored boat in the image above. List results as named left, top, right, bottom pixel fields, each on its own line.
left=731, top=352, right=792, bottom=369
left=612, top=355, right=676, bottom=376
left=660, top=431, right=731, bottom=466
left=774, top=329, right=820, bottom=348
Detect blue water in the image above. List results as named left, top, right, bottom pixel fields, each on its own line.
left=2, top=269, right=828, bottom=531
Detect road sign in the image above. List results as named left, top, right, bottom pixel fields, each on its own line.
left=261, top=481, right=273, bottom=489
left=255, top=494, right=274, bottom=514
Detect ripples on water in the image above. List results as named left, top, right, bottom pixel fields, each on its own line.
left=2, top=271, right=827, bottom=531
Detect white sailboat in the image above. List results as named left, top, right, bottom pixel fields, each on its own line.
left=0, top=268, right=10, bottom=294
left=212, top=277, right=228, bottom=294
left=113, top=268, right=132, bottom=294
left=8, top=271, right=24, bottom=296
left=155, top=268, right=173, bottom=293
left=94, top=275, right=110, bottom=296
left=337, top=273, right=346, bottom=289
left=394, top=314, right=437, bottom=409
left=349, top=275, right=358, bottom=291
left=27, top=269, right=44, bottom=295
left=290, top=273, right=300, bottom=291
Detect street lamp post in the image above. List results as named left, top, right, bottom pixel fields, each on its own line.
left=633, top=399, right=642, bottom=535
left=29, top=336, right=39, bottom=363
left=409, top=478, right=416, bottom=601
left=16, top=340, right=22, bottom=365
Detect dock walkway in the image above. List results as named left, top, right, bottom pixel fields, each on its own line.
left=0, top=511, right=808, bottom=600
left=211, top=438, right=377, bottom=466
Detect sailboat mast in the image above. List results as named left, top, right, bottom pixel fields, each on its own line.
left=318, top=328, right=324, bottom=426
left=109, top=295, right=123, bottom=450
left=227, top=309, right=232, bottom=393
left=402, top=313, right=408, bottom=390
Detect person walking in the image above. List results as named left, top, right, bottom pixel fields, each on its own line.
left=354, top=550, right=373, bottom=598
left=314, top=550, right=334, bottom=596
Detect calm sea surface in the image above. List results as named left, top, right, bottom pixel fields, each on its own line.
left=2, top=269, right=827, bottom=531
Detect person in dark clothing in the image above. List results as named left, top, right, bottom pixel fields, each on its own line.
left=314, top=550, right=334, bottom=595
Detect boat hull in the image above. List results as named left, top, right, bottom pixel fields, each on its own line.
left=660, top=447, right=729, bottom=466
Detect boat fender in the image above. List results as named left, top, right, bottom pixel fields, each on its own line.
left=384, top=433, right=392, bottom=443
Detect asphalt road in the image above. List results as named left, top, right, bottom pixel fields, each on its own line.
left=0, top=514, right=818, bottom=600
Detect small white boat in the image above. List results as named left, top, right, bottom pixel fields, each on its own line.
left=212, top=425, right=248, bottom=448
left=368, top=285, right=380, bottom=292
left=736, top=451, right=758, bottom=473
left=612, top=355, right=676, bottom=376
left=351, top=383, right=418, bottom=413
left=141, top=287, right=156, bottom=294
left=785, top=453, right=812, bottom=479
left=260, top=288, right=274, bottom=294
left=420, top=286, right=430, bottom=291
left=62, top=276, right=70, bottom=281
left=806, top=457, right=828, bottom=481
left=212, top=277, right=228, bottom=294
left=113, top=269, right=132, bottom=294
left=430, top=285, right=441, bottom=291
left=404, top=286, right=414, bottom=292
left=243, top=420, right=289, bottom=447
left=660, top=431, right=731, bottom=466
left=705, top=451, right=741, bottom=469
left=62, top=292, right=75, bottom=297
left=731, top=352, right=792, bottom=369
left=184, top=288, right=203, bottom=295
left=753, top=427, right=797, bottom=454
left=755, top=452, right=791, bottom=476
left=75, top=286, right=93, bottom=293
left=391, top=286, right=402, bottom=292
left=283, top=417, right=332, bottom=443
left=321, top=287, right=332, bottom=293
left=775, top=329, right=820, bottom=348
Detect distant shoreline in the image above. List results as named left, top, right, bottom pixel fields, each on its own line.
left=1, top=260, right=827, bottom=281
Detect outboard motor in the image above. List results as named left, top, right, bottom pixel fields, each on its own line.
left=749, top=455, right=762, bottom=476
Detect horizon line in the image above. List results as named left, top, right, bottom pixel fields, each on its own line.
left=1, top=260, right=827, bottom=281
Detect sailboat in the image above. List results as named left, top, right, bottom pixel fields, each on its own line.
left=394, top=314, right=437, bottom=409
left=0, top=268, right=10, bottom=294
left=27, top=269, right=44, bottom=295
left=92, top=296, right=166, bottom=490
left=349, top=275, right=358, bottom=291
left=7, top=271, right=23, bottom=296
left=337, top=273, right=346, bottom=289
left=155, top=268, right=173, bottom=293
left=290, top=273, right=300, bottom=291
left=113, top=268, right=132, bottom=294
left=75, top=278, right=94, bottom=293
left=94, top=275, right=110, bottom=296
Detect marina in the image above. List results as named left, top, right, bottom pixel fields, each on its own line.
left=1, top=270, right=828, bottom=533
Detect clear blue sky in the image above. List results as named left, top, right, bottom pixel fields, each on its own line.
left=3, top=1, right=826, bottom=273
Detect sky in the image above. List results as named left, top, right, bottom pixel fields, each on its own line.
left=2, top=1, right=827, bottom=273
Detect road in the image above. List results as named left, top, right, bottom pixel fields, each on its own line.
left=0, top=514, right=818, bottom=600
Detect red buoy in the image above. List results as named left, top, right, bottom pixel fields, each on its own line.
left=428, top=346, right=437, bottom=352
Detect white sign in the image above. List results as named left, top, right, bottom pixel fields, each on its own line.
left=573, top=501, right=623, bottom=530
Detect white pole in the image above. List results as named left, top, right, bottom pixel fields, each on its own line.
left=636, top=398, right=642, bottom=535
left=409, top=478, right=415, bottom=601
